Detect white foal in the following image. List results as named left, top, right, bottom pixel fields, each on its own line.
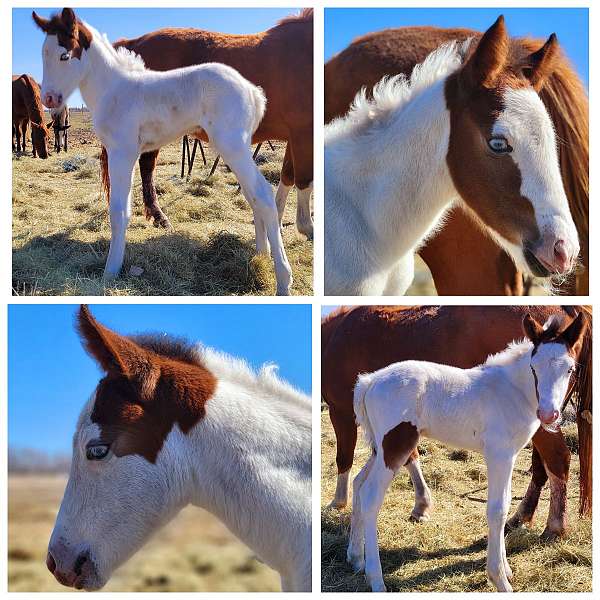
left=46, top=306, right=311, bottom=591
left=348, top=312, right=586, bottom=592
left=33, top=8, right=292, bottom=295
left=324, top=16, right=579, bottom=295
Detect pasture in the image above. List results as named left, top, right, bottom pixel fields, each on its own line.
left=12, top=112, right=312, bottom=296
left=8, top=473, right=280, bottom=592
left=321, top=409, right=592, bottom=592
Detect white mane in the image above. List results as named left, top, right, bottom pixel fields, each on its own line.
left=325, top=38, right=471, bottom=143
left=196, top=345, right=311, bottom=413
left=86, top=21, right=146, bottom=72
left=484, top=339, right=533, bottom=367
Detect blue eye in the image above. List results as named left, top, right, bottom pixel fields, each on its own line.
left=86, top=445, right=110, bottom=460
left=488, top=137, right=512, bottom=154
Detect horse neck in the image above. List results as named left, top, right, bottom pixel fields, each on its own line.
left=171, top=378, right=311, bottom=567
left=331, top=78, right=457, bottom=262
left=78, top=32, right=126, bottom=113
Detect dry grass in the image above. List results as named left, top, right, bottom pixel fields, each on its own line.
left=321, top=409, right=592, bottom=592
left=8, top=474, right=280, bottom=592
left=12, top=112, right=312, bottom=296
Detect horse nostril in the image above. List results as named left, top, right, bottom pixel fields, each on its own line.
left=73, top=552, right=88, bottom=577
left=46, top=552, right=57, bottom=574
left=554, top=239, right=569, bottom=263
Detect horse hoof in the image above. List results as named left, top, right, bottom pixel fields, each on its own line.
left=276, top=285, right=292, bottom=296
left=347, top=554, right=364, bottom=573
left=328, top=499, right=347, bottom=510
left=540, top=527, right=564, bottom=543
left=103, top=271, right=118, bottom=282
left=409, top=512, right=430, bottom=523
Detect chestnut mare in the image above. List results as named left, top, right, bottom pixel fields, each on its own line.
left=325, top=17, right=579, bottom=296
left=325, top=24, right=588, bottom=295
left=112, top=9, right=313, bottom=238
left=12, top=74, right=49, bottom=158
left=46, top=306, right=312, bottom=591
left=321, top=305, right=592, bottom=536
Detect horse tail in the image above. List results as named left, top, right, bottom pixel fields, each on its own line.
left=100, top=146, right=110, bottom=204
left=353, top=374, right=376, bottom=451
left=571, top=306, right=592, bottom=515
left=528, top=39, right=589, bottom=292
left=250, top=84, right=267, bottom=134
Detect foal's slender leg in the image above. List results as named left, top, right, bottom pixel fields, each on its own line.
left=347, top=454, right=375, bottom=572
left=405, top=453, right=433, bottom=522
left=289, top=130, right=314, bottom=239
left=104, top=149, right=137, bottom=279
left=485, top=454, right=515, bottom=592
left=275, top=144, right=294, bottom=226
left=240, top=183, right=269, bottom=255
left=139, top=150, right=171, bottom=228
left=212, top=132, right=292, bottom=295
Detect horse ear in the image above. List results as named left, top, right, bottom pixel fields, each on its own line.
left=77, top=305, right=161, bottom=398
left=61, top=7, right=77, bottom=32
left=462, top=15, right=509, bottom=88
left=523, top=313, right=544, bottom=343
left=32, top=11, right=51, bottom=33
left=559, top=312, right=586, bottom=350
left=523, top=33, right=559, bottom=91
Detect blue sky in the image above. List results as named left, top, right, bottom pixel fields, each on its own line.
left=8, top=304, right=311, bottom=454
left=13, top=7, right=299, bottom=107
left=325, top=8, right=588, bottom=85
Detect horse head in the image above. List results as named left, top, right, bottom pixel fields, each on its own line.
left=445, top=16, right=579, bottom=278
left=32, top=8, right=92, bottom=110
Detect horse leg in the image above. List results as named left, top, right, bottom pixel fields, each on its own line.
left=289, top=129, right=314, bottom=239
left=485, top=453, right=515, bottom=592
left=328, top=407, right=358, bottom=508
left=22, top=122, right=27, bottom=153
left=383, top=253, right=415, bottom=295
left=347, top=453, right=375, bottom=572
left=240, top=183, right=269, bottom=255
left=275, top=144, right=294, bottom=226
left=359, top=458, right=394, bottom=592
left=405, top=451, right=432, bottom=522
left=104, top=149, right=137, bottom=279
left=506, top=445, right=546, bottom=533
left=139, top=150, right=171, bottom=228
left=212, top=131, right=292, bottom=295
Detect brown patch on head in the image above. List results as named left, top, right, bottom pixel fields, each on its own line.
left=382, top=422, right=420, bottom=472
left=77, top=305, right=216, bottom=463
left=444, top=18, right=561, bottom=249
left=32, top=8, right=92, bottom=59
left=524, top=311, right=587, bottom=358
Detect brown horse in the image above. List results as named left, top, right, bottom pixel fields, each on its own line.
left=12, top=74, right=49, bottom=158
left=325, top=27, right=588, bottom=295
left=108, top=9, right=313, bottom=238
left=322, top=305, right=592, bottom=540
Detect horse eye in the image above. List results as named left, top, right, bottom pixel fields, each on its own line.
left=488, top=137, right=512, bottom=154
left=86, top=445, right=110, bottom=460
left=60, top=52, right=71, bottom=61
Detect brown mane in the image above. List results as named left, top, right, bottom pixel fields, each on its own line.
left=276, top=8, right=313, bottom=26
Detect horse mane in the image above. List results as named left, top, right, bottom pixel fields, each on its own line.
left=276, top=8, right=313, bottom=26
left=483, top=339, right=533, bottom=367
left=86, top=23, right=147, bottom=72
left=325, top=39, right=470, bottom=143
left=130, top=333, right=201, bottom=365
left=18, top=74, right=46, bottom=125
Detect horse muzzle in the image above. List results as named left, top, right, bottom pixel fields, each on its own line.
left=46, top=542, right=102, bottom=590
left=524, top=236, right=578, bottom=277
left=43, top=92, right=64, bottom=110
left=537, top=408, right=560, bottom=426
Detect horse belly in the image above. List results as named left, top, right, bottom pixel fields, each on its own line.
left=420, top=409, right=484, bottom=453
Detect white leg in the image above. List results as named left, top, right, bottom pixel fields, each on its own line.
left=241, top=184, right=269, bottom=256
left=275, top=181, right=292, bottom=226
left=214, top=134, right=292, bottom=295
left=405, top=457, right=433, bottom=522
left=360, top=459, right=394, bottom=592
left=104, top=149, right=137, bottom=279
left=347, top=455, right=375, bottom=571
left=330, top=470, right=350, bottom=509
left=485, top=453, right=515, bottom=592
left=383, top=253, right=415, bottom=295
left=296, top=182, right=313, bottom=239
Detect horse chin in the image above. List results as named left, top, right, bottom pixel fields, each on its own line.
left=523, top=248, right=551, bottom=278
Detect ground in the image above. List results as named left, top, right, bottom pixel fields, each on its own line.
left=8, top=474, right=280, bottom=592
left=12, top=111, right=313, bottom=296
left=321, top=409, right=592, bottom=592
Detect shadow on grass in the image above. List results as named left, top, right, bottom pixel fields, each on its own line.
left=321, top=508, right=544, bottom=592
left=13, top=230, right=273, bottom=296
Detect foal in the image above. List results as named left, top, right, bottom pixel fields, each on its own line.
left=325, top=16, right=579, bottom=295
left=33, top=8, right=292, bottom=295
left=48, top=105, right=70, bottom=152
left=348, top=313, right=586, bottom=592
left=46, top=306, right=311, bottom=591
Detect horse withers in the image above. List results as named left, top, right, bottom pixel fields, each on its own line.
left=325, top=16, right=579, bottom=295
left=33, top=8, right=293, bottom=295
left=46, top=306, right=312, bottom=591
left=348, top=313, right=587, bottom=592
